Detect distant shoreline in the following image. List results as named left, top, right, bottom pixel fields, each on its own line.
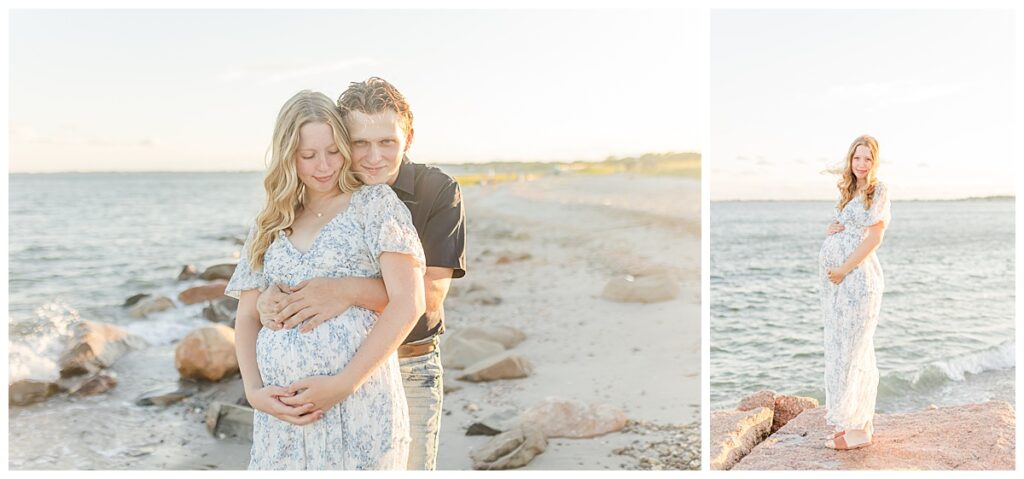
left=8, top=152, right=702, bottom=176
left=9, top=153, right=703, bottom=189
left=713, top=196, right=1015, bottom=202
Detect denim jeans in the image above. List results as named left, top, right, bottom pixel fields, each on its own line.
left=398, top=338, right=443, bottom=470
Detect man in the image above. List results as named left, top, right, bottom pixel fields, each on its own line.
left=257, top=77, right=466, bottom=470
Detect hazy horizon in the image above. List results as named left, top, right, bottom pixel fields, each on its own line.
left=10, top=9, right=702, bottom=174
left=711, top=10, right=1014, bottom=201
left=6, top=151, right=702, bottom=174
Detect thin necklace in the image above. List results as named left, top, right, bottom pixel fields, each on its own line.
left=306, top=195, right=340, bottom=219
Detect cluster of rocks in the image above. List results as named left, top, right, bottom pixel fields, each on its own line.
left=439, top=324, right=638, bottom=469
left=126, top=263, right=239, bottom=325
left=712, top=390, right=1015, bottom=470
left=10, top=261, right=242, bottom=410
left=612, top=420, right=701, bottom=470
left=9, top=320, right=147, bottom=406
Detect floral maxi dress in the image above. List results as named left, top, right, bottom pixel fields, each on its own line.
left=818, top=181, right=892, bottom=432
left=225, top=184, right=425, bottom=469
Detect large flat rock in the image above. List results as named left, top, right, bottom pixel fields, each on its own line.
left=733, top=401, right=1015, bottom=470
left=709, top=407, right=773, bottom=470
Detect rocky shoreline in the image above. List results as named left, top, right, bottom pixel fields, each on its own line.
left=711, top=389, right=1015, bottom=470
left=9, top=174, right=702, bottom=470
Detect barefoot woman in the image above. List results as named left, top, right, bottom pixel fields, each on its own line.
left=819, top=134, right=892, bottom=450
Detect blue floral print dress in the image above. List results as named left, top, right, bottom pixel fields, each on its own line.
left=818, top=181, right=892, bottom=432
left=226, top=184, right=424, bottom=470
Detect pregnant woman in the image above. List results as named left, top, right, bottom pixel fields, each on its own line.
left=818, top=134, right=891, bottom=450
left=226, top=90, right=425, bottom=469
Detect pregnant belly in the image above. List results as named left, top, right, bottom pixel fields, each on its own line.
left=255, top=310, right=375, bottom=386
left=819, top=233, right=854, bottom=269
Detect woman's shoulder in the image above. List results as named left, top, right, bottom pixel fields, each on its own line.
left=352, top=183, right=395, bottom=201
left=351, top=183, right=404, bottom=213
left=872, top=180, right=890, bottom=201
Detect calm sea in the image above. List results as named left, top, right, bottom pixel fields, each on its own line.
left=8, top=172, right=269, bottom=382
left=711, top=199, right=1015, bottom=412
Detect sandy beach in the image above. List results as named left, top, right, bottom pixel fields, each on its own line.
left=8, top=172, right=701, bottom=470
left=437, top=173, right=701, bottom=469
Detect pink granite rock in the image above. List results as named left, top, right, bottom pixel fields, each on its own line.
left=772, top=394, right=819, bottom=433
left=737, top=389, right=778, bottom=412
left=733, top=401, right=1015, bottom=470
left=518, top=397, right=627, bottom=438
left=710, top=407, right=773, bottom=470
left=178, top=280, right=228, bottom=305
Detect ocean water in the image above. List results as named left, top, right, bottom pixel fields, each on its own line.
left=8, top=172, right=267, bottom=383
left=711, top=199, right=1015, bottom=413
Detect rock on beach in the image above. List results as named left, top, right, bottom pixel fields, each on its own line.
left=470, top=426, right=548, bottom=470
left=127, top=295, right=175, bottom=318
left=9, top=380, right=61, bottom=406
left=518, top=397, right=628, bottom=438
left=456, top=352, right=532, bottom=382
left=600, top=272, right=681, bottom=303
left=174, top=324, right=239, bottom=382
left=199, top=263, right=237, bottom=281
left=441, top=334, right=505, bottom=370
left=178, top=280, right=227, bottom=305
left=732, top=401, right=1015, bottom=470
left=446, top=325, right=526, bottom=349
left=59, top=320, right=147, bottom=377
left=710, top=407, right=773, bottom=470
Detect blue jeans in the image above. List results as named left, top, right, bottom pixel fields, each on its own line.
left=398, top=338, right=443, bottom=470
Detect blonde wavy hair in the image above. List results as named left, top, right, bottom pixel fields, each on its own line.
left=247, top=90, right=363, bottom=270
left=836, top=134, right=880, bottom=211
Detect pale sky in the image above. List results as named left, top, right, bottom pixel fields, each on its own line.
left=9, top=9, right=702, bottom=173
left=711, top=10, right=1015, bottom=200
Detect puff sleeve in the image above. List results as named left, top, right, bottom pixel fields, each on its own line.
left=224, top=225, right=270, bottom=299
left=865, top=181, right=892, bottom=228
left=360, top=184, right=426, bottom=270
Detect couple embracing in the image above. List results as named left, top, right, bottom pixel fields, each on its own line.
left=225, top=77, right=466, bottom=470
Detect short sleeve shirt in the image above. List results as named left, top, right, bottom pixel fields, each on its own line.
left=391, top=157, right=467, bottom=343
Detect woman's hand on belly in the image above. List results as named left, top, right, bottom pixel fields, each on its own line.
left=826, top=266, right=849, bottom=285
left=246, top=384, right=324, bottom=425
left=826, top=220, right=845, bottom=236
left=279, top=374, right=356, bottom=414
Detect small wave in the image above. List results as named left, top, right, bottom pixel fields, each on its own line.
left=121, top=310, right=211, bottom=346
left=8, top=301, right=81, bottom=384
left=878, top=341, right=1015, bottom=398
left=931, top=340, right=1015, bottom=381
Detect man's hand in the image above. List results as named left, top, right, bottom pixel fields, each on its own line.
left=257, top=284, right=289, bottom=331
left=246, top=384, right=323, bottom=426
left=278, top=278, right=353, bottom=333
left=279, top=375, right=354, bottom=414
